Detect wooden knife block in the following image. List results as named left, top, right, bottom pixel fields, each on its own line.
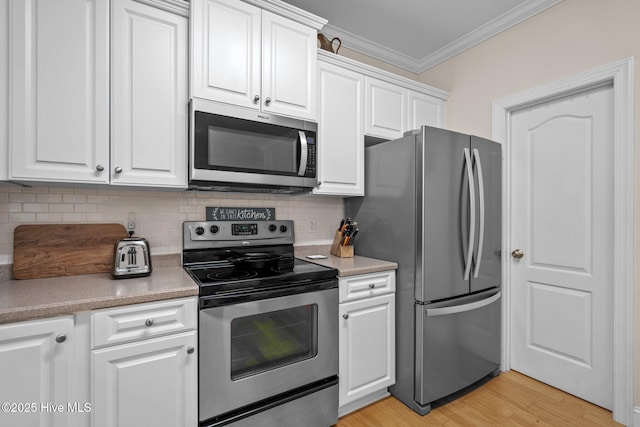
left=330, top=230, right=354, bottom=258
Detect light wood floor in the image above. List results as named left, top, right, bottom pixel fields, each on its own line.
left=336, top=371, right=621, bottom=426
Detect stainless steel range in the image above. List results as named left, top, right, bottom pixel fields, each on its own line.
left=183, top=220, right=339, bottom=427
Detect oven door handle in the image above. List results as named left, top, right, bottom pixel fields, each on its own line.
left=298, top=131, right=308, bottom=176
left=199, top=278, right=338, bottom=309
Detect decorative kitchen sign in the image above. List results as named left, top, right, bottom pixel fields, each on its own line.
left=206, top=207, right=275, bottom=221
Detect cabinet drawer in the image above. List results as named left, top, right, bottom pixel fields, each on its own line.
left=339, top=271, right=395, bottom=303
left=92, top=297, right=197, bottom=348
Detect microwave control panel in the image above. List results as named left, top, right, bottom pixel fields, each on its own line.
left=304, top=136, right=316, bottom=177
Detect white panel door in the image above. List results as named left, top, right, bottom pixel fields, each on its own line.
left=315, top=61, right=364, bottom=196
left=10, top=0, right=109, bottom=183
left=0, top=317, right=74, bottom=427
left=92, top=331, right=197, bottom=427
left=510, top=84, right=614, bottom=409
left=262, top=10, right=317, bottom=120
left=339, top=293, right=395, bottom=408
left=364, top=77, right=406, bottom=140
left=406, top=90, right=444, bottom=131
left=111, top=0, right=188, bottom=188
left=191, top=0, right=260, bottom=109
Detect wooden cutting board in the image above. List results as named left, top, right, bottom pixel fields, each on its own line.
left=13, top=224, right=129, bottom=280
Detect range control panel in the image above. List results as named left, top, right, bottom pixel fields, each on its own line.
left=183, top=220, right=294, bottom=249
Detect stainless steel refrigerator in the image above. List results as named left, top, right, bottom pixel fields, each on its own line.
left=345, top=126, right=502, bottom=415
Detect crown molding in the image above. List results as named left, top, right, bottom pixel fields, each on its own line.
left=243, top=0, right=327, bottom=29
left=325, top=0, right=562, bottom=74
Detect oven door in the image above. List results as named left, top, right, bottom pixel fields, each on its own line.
left=199, top=286, right=338, bottom=421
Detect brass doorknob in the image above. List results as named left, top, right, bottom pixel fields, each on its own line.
left=511, top=249, right=524, bottom=259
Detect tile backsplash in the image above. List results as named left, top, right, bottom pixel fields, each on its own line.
left=0, top=185, right=345, bottom=264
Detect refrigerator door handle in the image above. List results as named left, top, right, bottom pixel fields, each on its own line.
left=426, top=291, right=501, bottom=317
left=463, top=148, right=475, bottom=281
left=472, top=148, right=485, bottom=279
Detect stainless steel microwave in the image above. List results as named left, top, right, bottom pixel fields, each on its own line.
left=189, top=99, right=318, bottom=193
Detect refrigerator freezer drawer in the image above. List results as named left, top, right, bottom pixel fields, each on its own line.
left=415, top=289, right=501, bottom=406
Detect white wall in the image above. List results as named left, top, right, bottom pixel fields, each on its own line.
left=0, top=186, right=344, bottom=264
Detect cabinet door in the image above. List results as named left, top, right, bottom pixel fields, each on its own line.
left=0, top=317, right=74, bottom=427
left=364, top=77, right=406, bottom=140
left=111, top=0, right=188, bottom=188
left=407, top=90, right=445, bottom=131
left=92, top=331, right=197, bottom=427
left=314, top=61, right=364, bottom=196
left=262, top=10, right=317, bottom=120
left=10, top=0, right=109, bottom=183
left=191, top=0, right=261, bottom=110
left=339, top=293, right=395, bottom=408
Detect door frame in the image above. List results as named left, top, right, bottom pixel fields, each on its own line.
left=492, top=58, right=634, bottom=425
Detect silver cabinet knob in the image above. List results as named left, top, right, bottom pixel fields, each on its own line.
left=55, top=334, right=67, bottom=343
left=187, top=346, right=195, bottom=355
left=369, top=283, right=375, bottom=289
left=114, top=167, right=123, bottom=174
left=342, top=314, right=349, bottom=320
left=253, top=95, right=260, bottom=102
left=145, top=318, right=154, bottom=327
left=511, top=249, right=524, bottom=259
left=265, top=97, right=271, bottom=105
left=96, top=165, right=104, bottom=172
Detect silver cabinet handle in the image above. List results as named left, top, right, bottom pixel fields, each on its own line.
left=342, top=314, right=349, bottom=320
left=253, top=95, right=260, bottom=102
left=265, top=97, right=271, bottom=105
left=145, top=318, right=154, bottom=327
left=114, top=167, right=123, bottom=174
left=96, top=165, right=104, bottom=172
left=55, top=334, right=67, bottom=343
left=187, top=346, right=195, bottom=355
left=369, top=283, right=375, bottom=289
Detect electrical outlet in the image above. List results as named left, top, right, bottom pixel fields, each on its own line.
left=122, top=218, right=138, bottom=236
left=308, top=218, right=317, bottom=233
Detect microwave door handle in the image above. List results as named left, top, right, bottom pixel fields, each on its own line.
left=297, top=130, right=308, bottom=176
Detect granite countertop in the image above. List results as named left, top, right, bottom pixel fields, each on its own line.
left=0, top=266, right=198, bottom=324
left=0, top=247, right=396, bottom=325
left=294, top=245, right=397, bottom=277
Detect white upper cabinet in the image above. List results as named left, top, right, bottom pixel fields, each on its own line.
left=191, top=0, right=261, bottom=108
left=407, top=90, right=445, bottom=131
left=10, top=0, right=110, bottom=183
left=9, top=0, right=189, bottom=187
left=315, top=60, right=364, bottom=196
left=191, top=0, right=323, bottom=121
left=111, top=0, right=188, bottom=188
left=365, top=77, right=406, bottom=140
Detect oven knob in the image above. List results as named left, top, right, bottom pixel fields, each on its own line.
left=195, top=226, right=205, bottom=236
left=280, top=225, right=288, bottom=233
left=268, top=224, right=277, bottom=232
left=210, top=225, right=219, bottom=234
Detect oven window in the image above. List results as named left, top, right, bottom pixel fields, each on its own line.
left=230, top=304, right=318, bottom=380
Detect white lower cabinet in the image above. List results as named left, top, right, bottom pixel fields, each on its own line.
left=92, top=331, right=197, bottom=427
left=0, top=316, right=75, bottom=427
left=91, top=297, right=197, bottom=427
left=338, top=271, right=395, bottom=416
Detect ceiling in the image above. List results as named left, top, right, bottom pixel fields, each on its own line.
left=281, top=0, right=561, bottom=73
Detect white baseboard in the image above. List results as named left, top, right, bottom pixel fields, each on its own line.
left=633, top=406, right=640, bottom=427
